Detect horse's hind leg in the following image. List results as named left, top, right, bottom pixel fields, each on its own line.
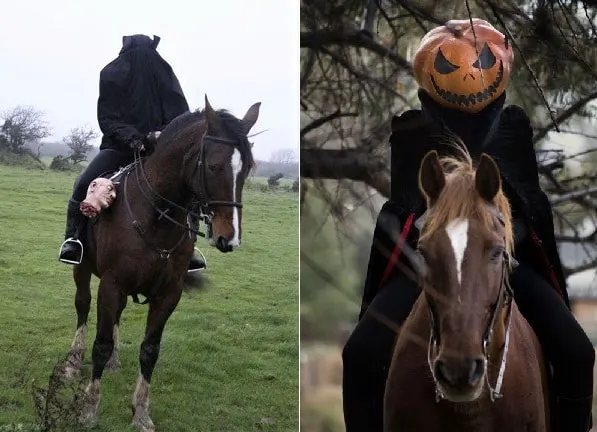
left=64, top=264, right=92, bottom=378
left=106, top=296, right=127, bottom=371
left=80, top=276, right=125, bottom=426
left=132, top=284, right=183, bottom=432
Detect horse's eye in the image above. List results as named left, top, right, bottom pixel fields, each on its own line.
left=208, top=164, right=223, bottom=173
left=489, top=246, right=504, bottom=263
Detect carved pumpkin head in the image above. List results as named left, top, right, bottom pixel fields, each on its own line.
left=412, top=19, right=514, bottom=113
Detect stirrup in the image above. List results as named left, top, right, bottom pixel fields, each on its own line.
left=58, top=238, right=83, bottom=265
left=187, top=247, right=207, bottom=274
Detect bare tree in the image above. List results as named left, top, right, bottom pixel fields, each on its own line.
left=270, top=148, right=298, bottom=164
left=300, top=0, right=597, bottom=327
left=0, top=106, right=51, bottom=154
left=63, top=127, right=98, bottom=164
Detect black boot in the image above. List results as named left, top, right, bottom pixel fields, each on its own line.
left=188, top=248, right=207, bottom=273
left=187, top=213, right=207, bottom=273
left=553, top=395, right=593, bottom=432
left=58, top=199, right=85, bottom=265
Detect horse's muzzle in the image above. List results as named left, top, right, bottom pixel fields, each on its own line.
left=215, top=236, right=233, bottom=253
left=434, top=356, right=485, bottom=399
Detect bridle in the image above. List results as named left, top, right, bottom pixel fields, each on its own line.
left=188, top=133, right=244, bottom=212
left=417, top=205, right=517, bottom=403
left=123, top=131, right=244, bottom=259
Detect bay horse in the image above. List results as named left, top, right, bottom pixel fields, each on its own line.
left=62, top=95, right=260, bottom=431
left=383, top=148, right=549, bottom=431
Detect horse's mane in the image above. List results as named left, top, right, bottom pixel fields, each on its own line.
left=158, top=108, right=255, bottom=170
left=419, top=134, right=514, bottom=256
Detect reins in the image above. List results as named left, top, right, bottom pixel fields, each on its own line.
left=125, top=132, right=242, bottom=243
left=422, top=205, right=518, bottom=403
left=119, top=132, right=243, bottom=304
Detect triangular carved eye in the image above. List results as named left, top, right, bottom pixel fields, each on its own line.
left=472, top=43, right=496, bottom=69
left=434, top=49, right=460, bottom=74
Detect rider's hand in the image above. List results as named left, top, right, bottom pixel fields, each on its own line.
left=129, top=138, right=145, bottom=153
left=144, top=132, right=161, bottom=152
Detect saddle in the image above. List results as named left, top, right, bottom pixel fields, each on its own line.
left=80, top=158, right=201, bottom=247
left=80, top=131, right=163, bottom=218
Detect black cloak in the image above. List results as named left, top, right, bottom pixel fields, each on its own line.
left=359, top=90, right=569, bottom=319
left=97, top=34, right=190, bottom=152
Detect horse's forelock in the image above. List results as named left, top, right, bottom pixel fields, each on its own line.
left=420, top=153, right=514, bottom=255
left=156, top=108, right=255, bottom=175
left=192, top=109, right=255, bottom=170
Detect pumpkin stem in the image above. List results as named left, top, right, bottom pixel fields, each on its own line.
left=448, top=23, right=464, bottom=38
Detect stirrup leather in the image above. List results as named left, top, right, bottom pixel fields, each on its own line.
left=58, top=237, right=84, bottom=265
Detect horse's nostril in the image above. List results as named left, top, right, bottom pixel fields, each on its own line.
left=216, top=236, right=234, bottom=252
left=469, top=358, right=485, bottom=386
left=435, top=360, right=454, bottom=386
left=435, top=357, right=485, bottom=389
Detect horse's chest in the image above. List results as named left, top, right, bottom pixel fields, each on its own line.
left=93, top=217, right=193, bottom=276
left=386, top=395, right=532, bottom=432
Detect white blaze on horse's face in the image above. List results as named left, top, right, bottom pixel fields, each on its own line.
left=229, top=149, right=242, bottom=248
left=445, top=218, right=469, bottom=285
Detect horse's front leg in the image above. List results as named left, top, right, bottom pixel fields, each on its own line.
left=65, top=264, right=92, bottom=378
left=80, top=276, right=125, bottom=426
left=132, top=282, right=183, bottom=432
left=106, top=296, right=128, bottom=371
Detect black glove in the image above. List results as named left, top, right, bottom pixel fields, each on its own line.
left=143, top=131, right=161, bottom=153
left=129, top=138, right=145, bottom=153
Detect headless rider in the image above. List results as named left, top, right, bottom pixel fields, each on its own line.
left=58, top=34, right=206, bottom=273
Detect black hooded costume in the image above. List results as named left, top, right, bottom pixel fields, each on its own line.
left=97, top=34, right=189, bottom=153
left=67, top=34, right=190, bottom=202
left=360, top=90, right=567, bottom=318
left=341, top=90, right=594, bottom=432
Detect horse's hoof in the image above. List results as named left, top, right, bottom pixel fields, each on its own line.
left=64, top=349, right=83, bottom=378
left=105, top=356, right=121, bottom=371
left=63, top=365, right=81, bottom=379
left=79, top=405, right=98, bottom=427
left=79, top=382, right=100, bottom=426
left=132, top=410, right=155, bottom=432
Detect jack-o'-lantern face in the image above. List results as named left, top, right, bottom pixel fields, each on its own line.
left=412, top=19, right=514, bottom=113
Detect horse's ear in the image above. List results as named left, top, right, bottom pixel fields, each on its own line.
left=419, top=150, right=445, bottom=206
left=204, top=94, right=220, bottom=129
left=475, top=153, right=501, bottom=202
left=241, top=102, right=261, bottom=135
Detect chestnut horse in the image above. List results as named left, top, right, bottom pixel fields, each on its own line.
left=383, top=149, right=549, bottom=431
left=62, top=96, right=260, bottom=431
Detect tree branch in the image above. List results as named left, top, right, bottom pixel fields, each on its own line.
left=556, top=229, right=597, bottom=243
left=300, top=29, right=412, bottom=72
left=563, top=257, right=597, bottom=279
left=300, top=111, right=358, bottom=138
left=549, top=184, right=597, bottom=205
left=301, top=148, right=390, bottom=197
left=533, top=90, right=597, bottom=144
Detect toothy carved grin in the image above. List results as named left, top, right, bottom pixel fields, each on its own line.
left=430, top=61, right=504, bottom=108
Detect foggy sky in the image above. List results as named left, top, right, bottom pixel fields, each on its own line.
left=0, top=0, right=298, bottom=161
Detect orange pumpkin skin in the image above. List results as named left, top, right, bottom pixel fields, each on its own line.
left=412, top=19, right=514, bottom=113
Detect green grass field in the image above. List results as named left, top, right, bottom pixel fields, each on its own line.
left=0, top=165, right=299, bottom=431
